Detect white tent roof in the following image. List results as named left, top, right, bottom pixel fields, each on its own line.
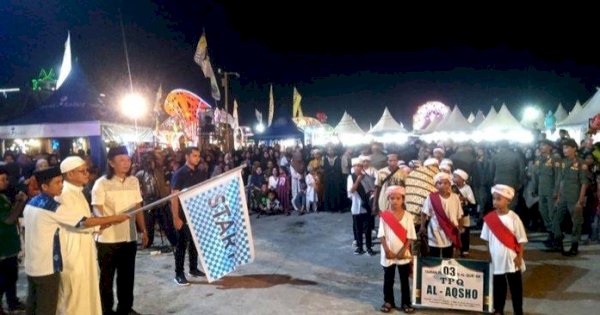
left=558, top=89, right=600, bottom=126
left=478, top=104, right=524, bottom=131
left=475, top=107, right=498, bottom=130
left=554, top=103, right=568, bottom=122
left=368, top=107, right=408, bottom=134
left=334, top=111, right=365, bottom=135
left=467, top=112, right=475, bottom=123
left=472, top=110, right=485, bottom=126
left=434, top=106, right=473, bottom=132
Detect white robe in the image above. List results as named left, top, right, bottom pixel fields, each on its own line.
left=57, top=181, right=102, bottom=315
left=305, top=173, right=317, bottom=203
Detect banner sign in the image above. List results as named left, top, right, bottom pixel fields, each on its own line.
left=179, top=168, right=255, bottom=282
left=412, top=257, right=493, bottom=313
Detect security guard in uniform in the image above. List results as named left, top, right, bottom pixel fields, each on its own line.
left=533, top=139, right=561, bottom=247
left=551, top=138, right=590, bottom=256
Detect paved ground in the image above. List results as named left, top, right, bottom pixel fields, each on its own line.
left=11, top=212, right=600, bottom=314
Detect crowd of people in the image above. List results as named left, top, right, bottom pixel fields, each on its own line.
left=1, top=128, right=600, bottom=314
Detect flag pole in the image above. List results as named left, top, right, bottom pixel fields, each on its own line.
left=123, top=165, right=246, bottom=215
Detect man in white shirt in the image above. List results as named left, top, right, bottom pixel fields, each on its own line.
left=92, top=146, right=148, bottom=315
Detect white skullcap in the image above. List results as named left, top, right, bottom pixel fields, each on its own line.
left=401, top=165, right=412, bottom=174
left=386, top=185, right=405, bottom=197
left=360, top=155, right=371, bottom=162
left=424, top=158, right=439, bottom=166
left=441, top=158, right=453, bottom=166
left=398, top=160, right=406, bottom=165
left=433, top=172, right=452, bottom=183
left=453, top=169, right=468, bottom=181
left=491, top=184, right=515, bottom=200
left=60, top=156, right=86, bottom=174
left=439, top=164, right=452, bottom=172
left=351, top=157, right=362, bottom=166
left=433, top=147, right=445, bottom=155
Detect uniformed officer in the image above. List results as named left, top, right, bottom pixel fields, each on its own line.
left=533, top=139, right=561, bottom=246
left=551, top=138, right=590, bottom=256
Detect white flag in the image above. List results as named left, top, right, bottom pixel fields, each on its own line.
left=255, top=109, right=262, bottom=124
left=268, top=84, right=274, bottom=126
left=233, top=99, right=239, bottom=129
left=56, top=32, right=72, bottom=89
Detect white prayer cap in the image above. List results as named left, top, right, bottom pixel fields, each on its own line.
left=398, top=160, right=406, bottom=166
left=351, top=157, right=362, bottom=166
left=441, top=158, right=453, bottom=166
left=409, top=160, right=422, bottom=168
left=424, top=158, right=439, bottom=166
left=453, top=169, right=469, bottom=181
left=60, top=156, right=86, bottom=174
left=433, top=172, right=452, bottom=184
left=386, top=185, right=405, bottom=197
left=439, top=164, right=452, bottom=172
left=311, top=148, right=321, bottom=154
left=491, top=184, right=515, bottom=200
left=360, top=155, right=371, bottom=162
left=433, top=147, right=445, bottom=155
left=400, top=165, right=412, bottom=175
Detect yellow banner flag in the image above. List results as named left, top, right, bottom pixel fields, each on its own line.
left=293, top=87, right=303, bottom=118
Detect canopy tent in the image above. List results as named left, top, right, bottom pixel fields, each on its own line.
left=368, top=107, right=408, bottom=135
left=558, top=92, right=598, bottom=127
left=434, top=105, right=473, bottom=132
left=554, top=103, right=568, bottom=123
left=471, top=110, right=485, bottom=126
left=334, top=111, right=365, bottom=136
left=570, top=100, right=583, bottom=116
left=477, top=104, right=524, bottom=131
left=475, top=106, right=498, bottom=130
left=253, top=115, right=304, bottom=142
left=0, top=62, right=152, bottom=167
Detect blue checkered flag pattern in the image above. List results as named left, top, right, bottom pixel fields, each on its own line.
left=179, top=169, right=255, bottom=282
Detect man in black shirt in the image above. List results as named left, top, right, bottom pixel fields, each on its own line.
left=170, top=147, right=208, bottom=286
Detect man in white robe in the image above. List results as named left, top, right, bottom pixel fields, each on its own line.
left=57, top=156, right=102, bottom=315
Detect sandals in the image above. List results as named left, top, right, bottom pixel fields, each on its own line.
left=380, top=303, right=394, bottom=313
left=401, top=305, right=415, bottom=313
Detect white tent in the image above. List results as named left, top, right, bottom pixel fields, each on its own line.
left=554, top=103, right=568, bottom=123
left=368, top=107, right=408, bottom=134
left=558, top=90, right=600, bottom=126
left=467, top=112, right=475, bottom=123
left=334, top=111, right=365, bottom=136
left=478, top=104, right=524, bottom=131
left=475, top=107, right=498, bottom=130
left=434, top=106, right=473, bottom=132
left=569, top=100, right=583, bottom=116
left=471, top=110, right=485, bottom=126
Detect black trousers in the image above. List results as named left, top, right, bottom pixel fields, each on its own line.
left=493, top=272, right=523, bottom=315
left=26, top=273, right=59, bottom=315
left=0, top=257, right=19, bottom=308
left=97, top=241, right=137, bottom=314
left=352, top=213, right=372, bottom=249
left=175, top=224, right=199, bottom=275
left=429, top=246, right=454, bottom=258
left=144, top=204, right=177, bottom=247
left=383, top=264, right=411, bottom=307
left=461, top=227, right=470, bottom=253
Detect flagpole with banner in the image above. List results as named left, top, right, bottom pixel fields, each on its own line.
left=268, top=84, right=274, bottom=126
left=123, top=166, right=255, bottom=282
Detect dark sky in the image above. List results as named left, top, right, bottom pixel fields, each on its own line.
left=1, top=0, right=599, bottom=128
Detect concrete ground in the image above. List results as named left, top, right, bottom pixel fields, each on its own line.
left=11, top=212, right=600, bottom=314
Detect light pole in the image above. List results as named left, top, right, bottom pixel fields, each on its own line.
left=218, top=69, right=239, bottom=151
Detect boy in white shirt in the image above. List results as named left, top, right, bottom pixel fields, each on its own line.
left=453, top=169, right=476, bottom=257
left=480, top=184, right=527, bottom=315
left=419, top=172, right=463, bottom=258
left=378, top=186, right=416, bottom=313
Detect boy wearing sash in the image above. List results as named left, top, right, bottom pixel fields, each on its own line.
left=378, top=186, right=416, bottom=313
left=480, top=184, right=527, bottom=315
left=419, top=172, right=463, bottom=258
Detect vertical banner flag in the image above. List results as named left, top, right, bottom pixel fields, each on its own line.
left=56, top=31, right=72, bottom=89
left=233, top=99, right=239, bottom=130
left=154, top=84, right=163, bottom=131
left=194, top=31, right=221, bottom=101
left=255, top=109, right=263, bottom=124
left=293, top=87, right=303, bottom=118
left=268, top=84, right=274, bottom=126
left=178, top=167, right=255, bottom=282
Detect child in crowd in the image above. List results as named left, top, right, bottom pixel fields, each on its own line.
left=264, top=190, right=282, bottom=216
left=420, top=172, right=463, bottom=258
left=480, top=184, right=527, bottom=315
left=378, top=186, right=416, bottom=314
left=452, top=169, right=476, bottom=257
left=254, top=183, right=269, bottom=216
left=293, top=177, right=307, bottom=215
left=305, top=169, right=318, bottom=213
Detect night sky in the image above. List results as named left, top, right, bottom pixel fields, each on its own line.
left=1, top=0, right=599, bottom=129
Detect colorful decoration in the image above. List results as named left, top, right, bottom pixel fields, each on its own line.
left=544, top=111, right=556, bottom=130
left=316, top=112, right=328, bottom=123
left=412, top=101, right=450, bottom=130
left=31, top=69, right=57, bottom=91
left=163, top=89, right=212, bottom=143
